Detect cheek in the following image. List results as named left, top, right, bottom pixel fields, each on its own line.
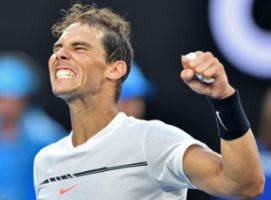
left=82, top=60, right=106, bottom=81
left=81, top=67, right=105, bottom=92
left=48, top=55, right=56, bottom=73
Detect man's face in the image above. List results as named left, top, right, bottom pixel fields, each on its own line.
left=48, top=22, right=108, bottom=100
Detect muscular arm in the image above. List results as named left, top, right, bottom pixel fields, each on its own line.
left=180, top=51, right=264, bottom=199
left=183, top=130, right=264, bottom=199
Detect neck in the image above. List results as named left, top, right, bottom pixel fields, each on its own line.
left=67, top=93, right=118, bottom=147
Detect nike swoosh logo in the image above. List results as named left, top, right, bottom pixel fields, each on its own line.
left=216, top=111, right=228, bottom=131
left=59, top=184, right=77, bottom=195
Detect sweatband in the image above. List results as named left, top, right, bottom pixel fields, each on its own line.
left=207, top=90, right=250, bottom=140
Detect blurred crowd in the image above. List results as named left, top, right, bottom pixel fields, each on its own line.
left=0, top=52, right=66, bottom=200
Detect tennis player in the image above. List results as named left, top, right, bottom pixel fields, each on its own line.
left=34, top=3, right=264, bottom=200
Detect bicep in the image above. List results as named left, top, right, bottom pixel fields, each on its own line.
left=183, top=145, right=237, bottom=197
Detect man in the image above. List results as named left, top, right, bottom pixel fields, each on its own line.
left=34, top=3, right=264, bottom=200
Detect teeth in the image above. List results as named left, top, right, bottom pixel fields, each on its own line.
left=56, top=69, right=76, bottom=79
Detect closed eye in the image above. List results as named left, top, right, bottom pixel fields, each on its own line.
left=72, top=41, right=92, bottom=52
left=74, top=46, right=87, bottom=51
left=53, top=43, right=62, bottom=53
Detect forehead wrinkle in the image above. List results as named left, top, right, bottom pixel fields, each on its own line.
left=66, top=22, right=105, bottom=39
left=58, top=23, right=106, bottom=47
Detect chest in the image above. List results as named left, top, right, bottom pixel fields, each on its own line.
left=36, top=136, right=163, bottom=200
left=37, top=159, right=159, bottom=200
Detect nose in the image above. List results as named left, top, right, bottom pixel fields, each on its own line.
left=55, top=47, right=70, bottom=60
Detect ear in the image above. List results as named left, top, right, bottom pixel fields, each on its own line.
left=105, top=61, right=127, bottom=81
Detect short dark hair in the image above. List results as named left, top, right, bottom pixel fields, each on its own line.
left=52, top=3, right=134, bottom=101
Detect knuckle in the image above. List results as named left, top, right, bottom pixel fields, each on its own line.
left=205, top=51, right=213, bottom=58
left=212, top=57, right=219, bottom=64
left=195, top=51, right=204, bottom=57
left=195, top=50, right=203, bottom=54
left=205, top=51, right=214, bottom=57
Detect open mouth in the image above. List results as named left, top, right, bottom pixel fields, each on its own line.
left=55, top=69, right=76, bottom=79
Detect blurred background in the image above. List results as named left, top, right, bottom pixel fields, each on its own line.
left=0, top=0, right=270, bottom=199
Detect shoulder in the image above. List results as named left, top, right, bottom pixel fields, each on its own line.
left=121, top=114, right=192, bottom=139
left=146, top=119, right=193, bottom=139
left=122, top=115, right=175, bottom=130
left=122, top=116, right=198, bottom=149
left=143, top=119, right=208, bottom=156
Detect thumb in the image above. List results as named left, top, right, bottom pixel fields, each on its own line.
left=180, top=68, right=194, bottom=83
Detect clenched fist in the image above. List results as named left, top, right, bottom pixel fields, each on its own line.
left=181, top=51, right=235, bottom=99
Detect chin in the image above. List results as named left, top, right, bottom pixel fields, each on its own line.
left=52, top=88, right=76, bottom=100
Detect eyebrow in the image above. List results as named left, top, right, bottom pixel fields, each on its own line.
left=71, top=41, right=92, bottom=49
left=53, top=41, right=92, bottom=51
left=53, top=42, right=62, bottom=51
